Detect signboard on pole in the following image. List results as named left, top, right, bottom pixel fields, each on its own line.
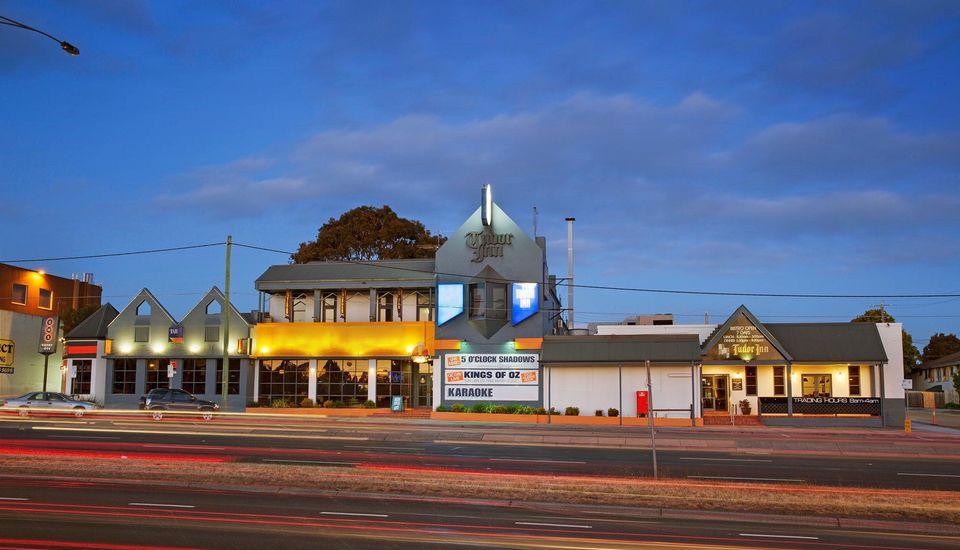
left=901, top=379, right=913, bottom=390
left=38, top=317, right=59, bottom=355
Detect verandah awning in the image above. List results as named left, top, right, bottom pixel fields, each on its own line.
left=541, top=334, right=702, bottom=367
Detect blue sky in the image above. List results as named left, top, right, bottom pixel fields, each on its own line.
left=1, top=0, right=959, bottom=346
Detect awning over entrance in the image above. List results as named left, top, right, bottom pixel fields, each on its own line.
left=541, top=334, right=701, bottom=367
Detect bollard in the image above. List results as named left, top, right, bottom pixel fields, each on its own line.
left=904, top=418, right=912, bottom=434
left=932, top=409, right=936, bottom=426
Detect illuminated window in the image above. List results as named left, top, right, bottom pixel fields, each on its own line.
left=317, top=359, right=367, bottom=404
left=215, top=359, right=241, bottom=395
left=38, top=288, right=53, bottom=310
left=745, top=366, right=757, bottom=396
left=849, top=366, right=861, bottom=396
left=258, top=360, right=308, bottom=406
left=182, top=359, right=207, bottom=395
left=112, top=359, right=137, bottom=394
left=145, top=359, right=170, bottom=392
left=11, top=284, right=27, bottom=306
left=375, top=360, right=412, bottom=408
left=72, top=360, right=92, bottom=395
left=772, top=366, right=785, bottom=396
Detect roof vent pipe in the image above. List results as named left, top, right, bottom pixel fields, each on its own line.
left=565, top=217, right=575, bottom=331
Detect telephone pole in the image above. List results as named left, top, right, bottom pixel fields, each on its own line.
left=221, top=236, right=232, bottom=410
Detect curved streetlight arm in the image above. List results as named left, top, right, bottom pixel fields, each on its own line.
left=0, top=14, right=79, bottom=55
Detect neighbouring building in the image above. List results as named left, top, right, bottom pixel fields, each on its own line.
left=0, top=263, right=102, bottom=396
left=541, top=305, right=906, bottom=427
left=912, top=351, right=960, bottom=404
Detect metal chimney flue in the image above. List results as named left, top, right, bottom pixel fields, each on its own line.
left=565, top=217, right=575, bottom=331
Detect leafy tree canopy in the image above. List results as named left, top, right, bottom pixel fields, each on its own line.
left=851, top=308, right=920, bottom=374
left=292, top=206, right=446, bottom=263
left=61, top=304, right=101, bottom=334
left=922, top=333, right=960, bottom=363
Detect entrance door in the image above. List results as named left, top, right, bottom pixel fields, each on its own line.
left=701, top=375, right=729, bottom=412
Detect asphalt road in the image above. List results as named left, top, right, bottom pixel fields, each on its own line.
left=2, top=414, right=959, bottom=490
left=0, top=476, right=955, bottom=550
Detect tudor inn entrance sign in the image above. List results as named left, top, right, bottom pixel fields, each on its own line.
left=466, top=184, right=514, bottom=262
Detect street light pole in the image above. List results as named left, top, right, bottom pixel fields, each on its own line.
left=0, top=15, right=79, bottom=55
left=646, top=359, right=658, bottom=479
left=221, top=236, right=232, bottom=411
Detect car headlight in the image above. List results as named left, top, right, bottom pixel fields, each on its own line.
left=213, top=404, right=220, bottom=410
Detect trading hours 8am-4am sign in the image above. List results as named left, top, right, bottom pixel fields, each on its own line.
left=443, top=353, right=539, bottom=401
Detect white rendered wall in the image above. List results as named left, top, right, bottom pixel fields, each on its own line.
left=547, top=365, right=695, bottom=418
left=876, top=323, right=905, bottom=399
left=345, top=294, right=370, bottom=322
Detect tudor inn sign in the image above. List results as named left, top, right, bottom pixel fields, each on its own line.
left=466, top=184, right=514, bottom=262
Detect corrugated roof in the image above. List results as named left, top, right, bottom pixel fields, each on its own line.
left=542, top=334, right=702, bottom=364
left=65, top=303, right=119, bottom=339
left=765, top=323, right=888, bottom=363
left=255, top=259, right=436, bottom=288
left=918, top=349, right=960, bottom=370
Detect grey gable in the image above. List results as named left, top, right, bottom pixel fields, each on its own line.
left=179, top=286, right=251, bottom=328
left=109, top=288, right=176, bottom=327
left=65, top=303, right=119, bottom=339
left=700, top=305, right=793, bottom=361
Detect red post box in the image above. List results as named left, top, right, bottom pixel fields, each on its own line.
left=636, top=390, right=649, bottom=417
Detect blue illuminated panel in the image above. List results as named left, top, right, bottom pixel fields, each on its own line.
left=437, top=283, right=464, bottom=325
left=511, top=283, right=539, bottom=325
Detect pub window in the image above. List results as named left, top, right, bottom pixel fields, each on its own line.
left=182, top=359, right=207, bottom=395
left=145, top=359, right=170, bottom=392
left=134, top=326, right=150, bottom=342
left=745, top=366, right=757, bottom=396
left=38, top=288, right=53, bottom=310
left=112, top=359, right=137, bottom=394
left=468, top=283, right=485, bottom=318
left=488, top=283, right=506, bottom=320
left=377, top=291, right=394, bottom=322
left=416, top=292, right=432, bottom=322
left=11, top=284, right=27, bottom=305
left=215, top=358, right=241, bottom=395
left=321, top=293, right=338, bottom=322
left=72, top=360, right=92, bottom=395
left=772, top=366, right=785, bottom=396
left=258, top=360, right=309, bottom=406
left=204, top=325, right=220, bottom=342
left=848, top=365, right=861, bottom=396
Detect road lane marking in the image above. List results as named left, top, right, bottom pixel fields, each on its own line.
left=128, top=502, right=195, bottom=509
left=897, top=472, right=960, bottom=478
left=489, top=458, right=586, bottom=464
left=32, top=426, right=365, bottom=441
left=0, top=497, right=28, bottom=501
left=48, top=435, right=121, bottom=440
left=263, top=459, right=357, bottom=466
left=515, top=521, right=592, bottom=529
left=739, top=533, right=819, bottom=540
left=688, top=476, right=804, bottom=482
left=141, top=444, right=226, bottom=450
left=343, top=445, right=424, bottom=451
left=321, top=511, right=389, bottom=518
left=678, top=457, right=772, bottom=463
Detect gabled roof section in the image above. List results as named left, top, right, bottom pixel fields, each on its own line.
left=701, top=305, right=793, bottom=362
left=256, top=259, right=436, bottom=291
left=179, top=286, right=251, bottom=327
left=108, top=288, right=176, bottom=327
left=543, top=334, right=702, bottom=365
left=765, top=322, right=888, bottom=363
left=65, top=303, right=119, bottom=339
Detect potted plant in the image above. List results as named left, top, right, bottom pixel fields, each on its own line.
left=739, top=399, right=752, bottom=415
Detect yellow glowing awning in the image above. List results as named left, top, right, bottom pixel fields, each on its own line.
left=252, top=321, right=435, bottom=358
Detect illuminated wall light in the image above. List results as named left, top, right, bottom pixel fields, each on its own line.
left=189, top=344, right=201, bottom=353
left=260, top=347, right=270, bottom=355
left=151, top=343, right=166, bottom=354
left=118, top=343, right=133, bottom=354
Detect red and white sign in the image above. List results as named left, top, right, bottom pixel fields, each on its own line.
left=38, top=316, right=59, bottom=355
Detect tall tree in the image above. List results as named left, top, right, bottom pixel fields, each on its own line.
left=293, top=206, right=446, bottom=263
left=851, top=309, right=920, bottom=374
left=61, top=304, right=100, bottom=334
left=922, top=333, right=960, bottom=363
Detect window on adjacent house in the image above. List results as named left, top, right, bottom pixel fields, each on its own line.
left=134, top=326, right=150, bottom=342
left=38, top=288, right=53, bottom=310
left=11, top=284, right=27, bottom=306
left=745, top=366, right=757, bottom=396
left=848, top=365, right=861, bottom=396
left=773, top=366, right=786, bottom=396
left=204, top=325, right=220, bottom=342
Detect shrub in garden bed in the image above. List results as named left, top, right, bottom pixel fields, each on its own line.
left=564, top=406, right=580, bottom=416
left=607, top=408, right=619, bottom=417
left=300, top=398, right=315, bottom=408
left=451, top=404, right=467, bottom=413
left=435, top=405, right=451, bottom=412
left=595, top=409, right=604, bottom=417
left=363, top=400, right=377, bottom=409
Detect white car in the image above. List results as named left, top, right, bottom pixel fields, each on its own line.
left=1, top=392, right=102, bottom=417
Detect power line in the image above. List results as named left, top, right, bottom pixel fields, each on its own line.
left=0, top=242, right=224, bottom=263
left=232, top=242, right=960, bottom=300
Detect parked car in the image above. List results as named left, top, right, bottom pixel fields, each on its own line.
left=1, top=392, right=102, bottom=417
left=138, top=388, right=219, bottom=420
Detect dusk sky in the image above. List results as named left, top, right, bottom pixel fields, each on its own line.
left=2, top=1, right=959, bottom=346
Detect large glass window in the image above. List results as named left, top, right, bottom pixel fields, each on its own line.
left=145, top=359, right=170, bottom=392
left=802, top=374, right=832, bottom=397
left=848, top=365, right=861, bottom=396
left=72, top=360, right=92, bottom=395
left=11, top=284, right=27, bottom=306
left=376, top=360, right=412, bottom=407
left=744, top=366, right=757, bottom=396
left=489, top=283, right=506, bottom=320
left=38, top=288, right=53, bottom=310
left=112, top=359, right=137, bottom=394
left=468, top=283, right=484, bottom=318
left=773, top=366, right=785, bottom=396
left=415, top=362, right=433, bottom=408
left=182, top=358, right=207, bottom=395
left=317, top=360, right=368, bottom=405
left=216, top=358, right=241, bottom=395
left=258, top=360, right=308, bottom=406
